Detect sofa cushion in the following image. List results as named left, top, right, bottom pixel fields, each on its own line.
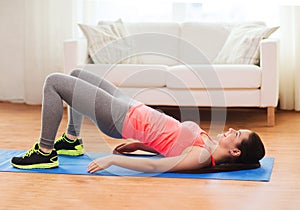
left=78, top=64, right=168, bottom=88
left=125, top=22, right=180, bottom=66
left=179, top=22, right=233, bottom=64
left=166, top=65, right=261, bottom=89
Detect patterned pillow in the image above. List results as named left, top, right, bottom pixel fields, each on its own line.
left=213, top=23, right=279, bottom=65
left=78, top=19, right=141, bottom=64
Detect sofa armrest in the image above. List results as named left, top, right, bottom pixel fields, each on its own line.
left=63, top=39, right=88, bottom=74
left=260, top=38, right=279, bottom=107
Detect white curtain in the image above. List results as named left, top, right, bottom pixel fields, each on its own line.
left=0, top=0, right=25, bottom=102
left=0, top=0, right=77, bottom=104
left=279, top=5, right=300, bottom=110
left=23, top=0, right=77, bottom=104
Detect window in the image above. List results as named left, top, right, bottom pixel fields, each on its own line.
left=77, top=0, right=280, bottom=25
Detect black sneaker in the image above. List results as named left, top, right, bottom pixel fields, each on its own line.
left=11, top=142, right=58, bottom=169
left=54, top=133, right=84, bottom=156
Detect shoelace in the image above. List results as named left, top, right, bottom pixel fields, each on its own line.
left=23, top=146, right=37, bottom=158
left=55, top=136, right=64, bottom=143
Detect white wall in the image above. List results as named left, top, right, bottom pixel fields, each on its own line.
left=0, top=0, right=25, bottom=102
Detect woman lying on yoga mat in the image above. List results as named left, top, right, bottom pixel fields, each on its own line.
left=11, top=69, right=265, bottom=173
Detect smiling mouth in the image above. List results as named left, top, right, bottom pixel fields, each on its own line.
left=217, top=133, right=227, bottom=138
left=217, top=133, right=225, bottom=138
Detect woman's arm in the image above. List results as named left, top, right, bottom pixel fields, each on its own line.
left=88, top=146, right=211, bottom=173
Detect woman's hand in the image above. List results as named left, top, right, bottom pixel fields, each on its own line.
left=87, top=155, right=113, bottom=173
left=113, top=142, right=160, bottom=155
left=113, top=142, right=140, bottom=155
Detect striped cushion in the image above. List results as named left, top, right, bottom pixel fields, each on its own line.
left=78, top=19, right=141, bottom=64
left=213, top=23, right=279, bottom=65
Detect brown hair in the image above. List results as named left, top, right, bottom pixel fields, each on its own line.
left=236, top=132, right=265, bottom=164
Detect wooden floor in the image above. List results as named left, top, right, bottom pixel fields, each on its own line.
left=1, top=102, right=300, bottom=210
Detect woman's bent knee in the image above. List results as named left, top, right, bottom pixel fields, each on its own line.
left=44, top=73, right=65, bottom=90
left=70, top=69, right=82, bottom=77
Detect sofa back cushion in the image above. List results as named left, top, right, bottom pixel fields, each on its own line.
left=125, top=22, right=181, bottom=65
left=124, top=22, right=235, bottom=64
left=179, top=22, right=233, bottom=64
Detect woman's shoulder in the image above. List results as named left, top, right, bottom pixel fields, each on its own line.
left=181, top=121, right=207, bottom=135
left=181, top=146, right=212, bottom=166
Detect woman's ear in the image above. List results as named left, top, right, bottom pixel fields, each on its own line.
left=229, top=148, right=241, bottom=157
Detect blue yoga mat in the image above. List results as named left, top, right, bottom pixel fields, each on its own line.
left=0, top=149, right=274, bottom=181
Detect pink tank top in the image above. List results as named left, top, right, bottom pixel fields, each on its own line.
left=122, top=103, right=215, bottom=166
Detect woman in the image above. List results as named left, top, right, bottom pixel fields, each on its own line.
left=11, top=69, right=265, bottom=173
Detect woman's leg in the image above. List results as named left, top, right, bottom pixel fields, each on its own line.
left=66, top=69, right=132, bottom=137
left=70, top=69, right=129, bottom=98
left=40, top=73, right=133, bottom=150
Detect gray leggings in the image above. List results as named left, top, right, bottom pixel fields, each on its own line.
left=40, top=69, right=135, bottom=149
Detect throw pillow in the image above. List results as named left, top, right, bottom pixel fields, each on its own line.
left=78, top=19, right=141, bottom=64
left=213, top=23, right=279, bottom=65
left=97, top=19, right=128, bottom=39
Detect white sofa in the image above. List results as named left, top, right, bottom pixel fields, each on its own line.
left=63, top=22, right=279, bottom=126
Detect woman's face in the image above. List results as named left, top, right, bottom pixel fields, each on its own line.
left=217, top=128, right=251, bottom=148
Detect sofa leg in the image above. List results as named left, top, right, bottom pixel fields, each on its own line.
left=267, top=107, right=275, bottom=127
